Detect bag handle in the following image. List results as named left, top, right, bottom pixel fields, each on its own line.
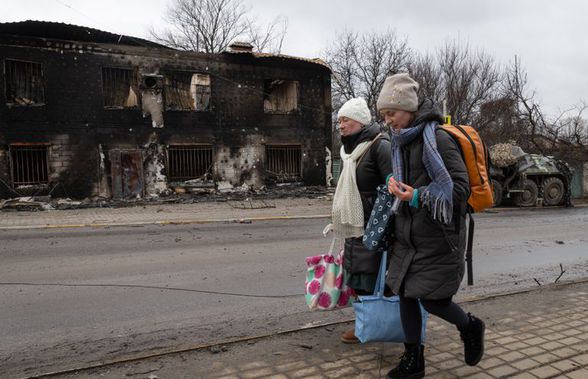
left=323, top=224, right=339, bottom=256
left=373, top=249, right=388, bottom=297
left=328, top=236, right=338, bottom=256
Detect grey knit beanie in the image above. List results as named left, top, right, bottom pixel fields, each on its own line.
left=337, top=97, right=372, bottom=125
left=376, top=73, right=419, bottom=112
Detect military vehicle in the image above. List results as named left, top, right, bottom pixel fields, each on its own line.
left=489, top=147, right=572, bottom=207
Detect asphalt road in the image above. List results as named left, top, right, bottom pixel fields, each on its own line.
left=1, top=207, right=587, bottom=377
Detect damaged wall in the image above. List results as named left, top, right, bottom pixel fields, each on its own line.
left=143, top=138, right=168, bottom=197
left=0, top=31, right=332, bottom=199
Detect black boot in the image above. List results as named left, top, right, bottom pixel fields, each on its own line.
left=459, top=313, right=485, bottom=366
left=386, top=343, right=425, bottom=379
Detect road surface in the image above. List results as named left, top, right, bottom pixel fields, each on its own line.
left=0, top=207, right=586, bottom=377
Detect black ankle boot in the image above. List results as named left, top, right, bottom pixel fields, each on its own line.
left=459, top=313, right=485, bottom=366
left=386, top=343, right=425, bottom=379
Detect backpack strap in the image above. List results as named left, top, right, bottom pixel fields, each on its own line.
left=437, top=125, right=477, bottom=285
left=357, top=133, right=382, bottom=165
left=441, top=210, right=475, bottom=286
left=466, top=210, right=475, bottom=286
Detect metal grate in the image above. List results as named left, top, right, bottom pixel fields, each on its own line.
left=102, top=67, right=137, bottom=108
left=10, top=145, right=49, bottom=186
left=167, top=145, right=213, bottom=181
left=4, top=59, right=45, bottom=105
left=265, top=145, right=302, bottom=178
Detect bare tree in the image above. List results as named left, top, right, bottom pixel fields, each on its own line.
left=558, top=103, right=588, bottom=146
left=245, top=15, right=288, bottom=54
left=324, top=29, right=411, bottom=115
left=324, top=30, right=359, bottom=110
left=502, top=56, right=588, bottom=161
left=407, top=41, right=501, bottom=129
left=476, top=96, right=520, bottom=146
left=438, top=41, right=501, bottom=125
left=409, top=52, right=442, bottom=103
left=150, top=0, right=287, bottom=53
left=501, top=55, right=551, bottom=152
left=543, top=103, right=588, bottom=161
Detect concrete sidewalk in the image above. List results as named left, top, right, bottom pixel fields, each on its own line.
left=55, top=281, right=588, bottom=379
left=0, top=197, right=332, bottom=230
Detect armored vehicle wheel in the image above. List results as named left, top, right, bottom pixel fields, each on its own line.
left=491, top=179, right=503, bottom=207
left=542, top=177, right=565, bottom=206
left=514, top=179, right=538, bottom=207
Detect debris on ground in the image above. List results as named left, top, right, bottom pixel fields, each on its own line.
left=0, top=197, right=54, bottom=211
left=0, top=184, right=333, bottom=212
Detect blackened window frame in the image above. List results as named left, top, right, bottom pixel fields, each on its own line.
left=9, top=143, right=50, bottom=187
left=4, top=59, right=46, bottom=107
left=163, top=71, right=212, bottom=112
left=265, top=144, right=303, bottom=181
left=263, top=79, right=300, bottom=114
left=166, top=144, right=215, bottom=182
left=101, top=66, right=139, bottom=110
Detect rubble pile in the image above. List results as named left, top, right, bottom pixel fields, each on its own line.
left=0, top=184, right=333, bottom=212
left=490, top=141, right=527, bottom=167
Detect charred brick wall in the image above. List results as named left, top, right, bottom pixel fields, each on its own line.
left=0, top=35, right=332, bottom=198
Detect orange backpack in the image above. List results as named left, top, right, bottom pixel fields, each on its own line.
left=439, top=124, right=494, bottom=213
left=439, top=124, right=493, bottom=286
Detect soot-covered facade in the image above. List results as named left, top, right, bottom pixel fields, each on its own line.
left=0, top=21, right=332, bottom=199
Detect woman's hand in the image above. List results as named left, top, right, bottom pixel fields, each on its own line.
left=388, top=177, right=414, bottom=201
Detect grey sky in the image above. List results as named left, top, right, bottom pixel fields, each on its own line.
left=2, top=0, right=587, bottom=116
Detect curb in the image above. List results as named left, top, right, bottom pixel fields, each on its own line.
left=2, top=202, right=587, bottom=231
left=0, top=214, right=332, bottom=231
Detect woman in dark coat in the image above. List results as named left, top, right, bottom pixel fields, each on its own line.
left=333, top=97, right=392, bottom=343
left=376, top=74, right=486, bottom=379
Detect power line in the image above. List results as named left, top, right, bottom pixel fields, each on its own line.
left=0, top=282, right=303, bottom=299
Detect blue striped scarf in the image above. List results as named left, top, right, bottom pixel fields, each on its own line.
left=390, top=121, right=454, bottom=224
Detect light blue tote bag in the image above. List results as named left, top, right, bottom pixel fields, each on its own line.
left=353, top=251, right=428, bottom=343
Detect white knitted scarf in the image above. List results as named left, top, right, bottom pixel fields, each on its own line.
left=326, top=139, right=374, bottom=238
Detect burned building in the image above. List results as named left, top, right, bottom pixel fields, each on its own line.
left=0, top=21, right=332, bottom=199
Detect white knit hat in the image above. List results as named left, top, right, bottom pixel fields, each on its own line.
left=337, top=97, right=372, bottom=125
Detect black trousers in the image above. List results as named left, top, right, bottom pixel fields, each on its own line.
left=399, top=293, right=470, bottom=345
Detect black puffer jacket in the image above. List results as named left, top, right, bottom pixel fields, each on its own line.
left=385, top=99, right=470, bottom=300
left=341, top=123, right=392, bottom=279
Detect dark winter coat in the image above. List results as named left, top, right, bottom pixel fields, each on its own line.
left=341, top=123, right=392, bottom=283
left=386, top=100, right=470, bottom=300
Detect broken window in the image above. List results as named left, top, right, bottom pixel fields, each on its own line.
left=4, top=59, right=45, bottom=106
left=10, top=144, right=49, bottom=186
left=265, top=145, right=302, bottom=180
left=191, top=74, right=211, bottom=111
left=167, top=145, right=214, bottom=181
left=102, top=67, right=138, bottom=109
left=165, top=72, right=211, bottom=111
left=264, top=80, right=299, bottom=113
